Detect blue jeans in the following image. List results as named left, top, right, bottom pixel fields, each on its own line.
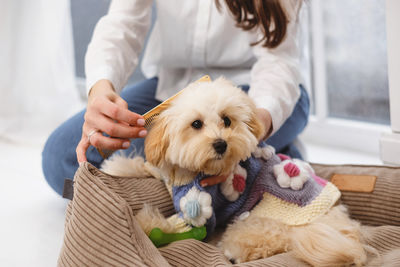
left=42, top=77, right=309, bottom=196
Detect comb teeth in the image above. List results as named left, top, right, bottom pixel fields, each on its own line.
left=144, top=113, right=159, bottom=129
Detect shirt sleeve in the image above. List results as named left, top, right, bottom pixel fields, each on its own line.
left=85, top=0, right=153, bottom=95
left=248, top=0, right=303, bottom=135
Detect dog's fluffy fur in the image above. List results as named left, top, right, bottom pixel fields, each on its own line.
left=220, top=205, right=366, bottom=265
left=102, top=77, right=367, bottom=266
left=143, top=77, right=264, bottom=186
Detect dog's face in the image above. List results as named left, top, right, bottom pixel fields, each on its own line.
left=145, top=77, right=264, bottom=184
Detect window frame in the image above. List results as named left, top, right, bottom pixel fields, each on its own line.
left=380, top=0, right=400, bottom=165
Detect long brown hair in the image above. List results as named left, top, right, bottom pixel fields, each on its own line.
left=217, top=0, right=289, bottom=48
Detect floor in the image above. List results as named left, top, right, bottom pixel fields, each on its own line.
left=0, top=141, right=68, bottom=267
left=0, top=138, right=382, bottom=267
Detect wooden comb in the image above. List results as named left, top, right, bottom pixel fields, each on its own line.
left=96, top=75, right=212, bottom=159
left=143, top=75, right=211, bottom=129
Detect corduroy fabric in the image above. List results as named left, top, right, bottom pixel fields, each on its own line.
left=311, top=163, right=400, bottom=226
left=58, top=162, right=400, bottom=267
left=58, top=163, right=171, bottom=267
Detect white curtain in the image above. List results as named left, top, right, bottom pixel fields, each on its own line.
left=0, top=0, right=83, bottom=145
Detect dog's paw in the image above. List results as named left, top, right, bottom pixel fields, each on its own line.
left=218, top=242, right=242, bottom=264
left=144, top=162, right=163, bottom=180
left=273, top=158, right=312, bottom=190
left=223, top=249, right=241, bottom=264
left=252, top=145, right=275, bottom=160
left=179, top=187, right=213, bottom=227
left=220, top=164, right=247, bottom=201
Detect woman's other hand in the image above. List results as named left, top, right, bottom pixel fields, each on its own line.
left=76, top=79, right=147, bottom=163
left=256, top=108, right=273, bottom=141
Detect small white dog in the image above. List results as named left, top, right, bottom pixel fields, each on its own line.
left=102, top=78, right=367, bottom=266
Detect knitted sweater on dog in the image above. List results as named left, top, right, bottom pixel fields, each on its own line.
left=172, top=155, right=340, bottom=235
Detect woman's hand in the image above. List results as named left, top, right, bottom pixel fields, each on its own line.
left=256, top=108, right=273, bottom=141
left=76, top=79, right=147, bottom=163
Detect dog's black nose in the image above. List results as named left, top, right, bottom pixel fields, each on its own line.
left=213, top=139, right=227, bottom=155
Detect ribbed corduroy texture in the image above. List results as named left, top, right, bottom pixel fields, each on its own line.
left=312, top=163, right=400, bottom=226
left=58, top=163, right=172, bottom=267
left=58, top=162, right=400, bottom=267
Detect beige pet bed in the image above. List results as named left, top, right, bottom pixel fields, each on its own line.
left=58, top=162, right=400, bottom=266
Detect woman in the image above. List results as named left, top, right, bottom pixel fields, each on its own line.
left=42, top=0, right=309, bottom=196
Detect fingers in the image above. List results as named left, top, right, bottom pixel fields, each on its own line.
left=81, top=118, right=146, bottom=150
left=77, top=91, right=148, bottom=163
left=114, top=97, right=128, bottom=109
left=76, top=135, right=90, bottom=163
left=87, top=132, right=131, bottom=150
left=256, top=108, right=273, bottom=141
left=94, top=97, right=145, bottom=126
left=85, top=113, right=146, bottom=139
left=76, top=130, right=132, bottom=163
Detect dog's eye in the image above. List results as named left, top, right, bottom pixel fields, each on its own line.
left=223, top=116, right=231, bottom=127
left=191, top=120, right=203, bottom=129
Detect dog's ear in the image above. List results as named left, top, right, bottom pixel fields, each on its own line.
left=247, top=110, right=266, bottom=141
left=144, top=116, right=169, bottom=166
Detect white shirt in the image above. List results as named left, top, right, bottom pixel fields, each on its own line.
left=85, top=0, right=303, bottom=135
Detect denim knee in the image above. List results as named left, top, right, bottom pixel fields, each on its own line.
left=42, top=110, right=86, bottom=196
left=42, top=129, right=73, bottom=196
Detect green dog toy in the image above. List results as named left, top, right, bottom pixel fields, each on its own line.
left=149, top=226, right=207, bottom=247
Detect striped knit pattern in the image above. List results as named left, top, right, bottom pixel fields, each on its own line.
left=251, top=182, right=340, bottom=225
left=58, top=162, right=400, bottom=267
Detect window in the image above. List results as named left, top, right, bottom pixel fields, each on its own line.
left=322, top=0, right=389, bottom=125
left=300, top=0, right=394, bottom=161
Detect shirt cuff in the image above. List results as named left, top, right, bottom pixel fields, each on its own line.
left=85, top=66, right=124, bottom=96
